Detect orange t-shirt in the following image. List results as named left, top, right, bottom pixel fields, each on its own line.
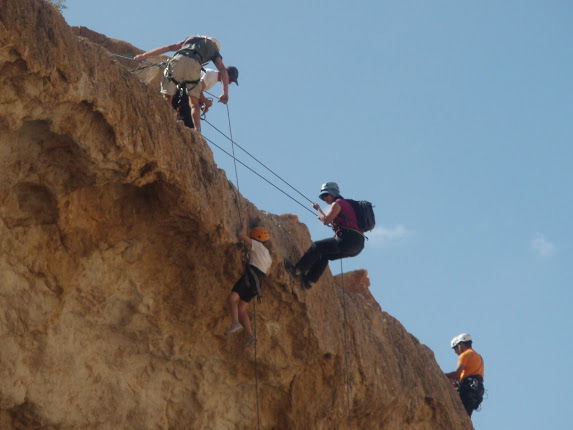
left=458, top=348, right=485, bottom=380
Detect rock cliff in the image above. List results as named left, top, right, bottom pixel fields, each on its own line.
left=0, top=1, right=473, bottom=428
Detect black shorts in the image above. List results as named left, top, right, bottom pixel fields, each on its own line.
left=459, top=375, right=484, bottom=416
left=231, top=265, right=264, bottom=302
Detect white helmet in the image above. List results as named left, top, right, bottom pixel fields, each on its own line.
left=451, top=333, right=472, bottom=348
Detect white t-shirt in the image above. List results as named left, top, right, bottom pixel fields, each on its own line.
left=250, top=240, right=272, bottom=274
left=201, top=69, right=219, bottom=91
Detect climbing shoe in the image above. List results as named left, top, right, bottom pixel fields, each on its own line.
left=284, top=259, right=301, bottom=278
left=225, top=322, right=243, bottom=335
left=244, top=335, right=257, bottom=349
left=300, top=277, right=313, bottom=290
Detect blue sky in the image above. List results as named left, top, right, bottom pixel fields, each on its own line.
left=62, top=1, right=572, bottom=428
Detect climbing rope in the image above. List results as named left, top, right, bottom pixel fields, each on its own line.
left=202, top=135, right=316, bottom=217
left=202, top=95, right=315, bottom=206
left=113, top=59, right=315, bottom=216
left=224, top=103, right=244, bottom=229
left=223, top=103, right=261, bottom=430
left=110, top=53, right=166, bottom=73
left=115, top=53, right=300, bottom=429
left=253, top=300, right=261, bottom=430
left=339, top=259, right=352, bottom=417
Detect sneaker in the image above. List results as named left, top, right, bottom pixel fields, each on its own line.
left=225, top=322, right=243, bottom=335
left=300, top=277, right=313, bottom=290
left=244, top=335, right=257, bottom=349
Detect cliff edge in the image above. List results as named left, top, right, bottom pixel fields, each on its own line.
left=0, top=1, right=472, bottom=429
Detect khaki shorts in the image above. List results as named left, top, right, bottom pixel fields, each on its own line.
left=160, top=54, right=202, bottom=99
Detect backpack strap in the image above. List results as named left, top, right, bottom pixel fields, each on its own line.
left=335, top=199, right=365, bottom=235
left=175, top=47, right=204, bottom=63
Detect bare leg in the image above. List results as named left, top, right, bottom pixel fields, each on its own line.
left=227, top=292, right=240, bottom=324
left=237, top=300, right=253, bottom=338
left=190, top=95, right=201, bottom=131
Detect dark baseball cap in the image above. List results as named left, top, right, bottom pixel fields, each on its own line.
left=227, top=66, right=239, bottom=85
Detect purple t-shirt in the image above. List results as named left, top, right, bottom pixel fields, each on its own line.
left=333, top=198, right=360, bottom=232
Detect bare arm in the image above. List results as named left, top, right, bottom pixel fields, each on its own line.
left=312, top=202, right=341, bottom=225
left=238, top=232, right=252, bottom=247
left=134, top=42, right=184, bottom=61
left=213, top=57, right=229, bottom=103
left=445, top=362, right=464, bottom=383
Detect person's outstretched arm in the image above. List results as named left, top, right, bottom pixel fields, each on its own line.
left=134, top=42, right=184, bottom=62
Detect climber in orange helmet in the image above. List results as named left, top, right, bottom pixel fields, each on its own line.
left=225, top=227, right=272, bottom=349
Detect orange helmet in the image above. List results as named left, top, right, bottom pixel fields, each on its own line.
left=250, top=227, right=270, bottom=242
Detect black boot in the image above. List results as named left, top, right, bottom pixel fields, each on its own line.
left=284, top=259, right=301, bottom=278
left=300, top=276, right=313, bottom=290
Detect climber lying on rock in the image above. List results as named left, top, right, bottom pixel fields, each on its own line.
left=285, top=182, right=365, bottom=290
left=169, top=66, right=239, bottom=129
left=226, top=227, right=272, bottom=349
left=134, top=35, right=230, bottom=131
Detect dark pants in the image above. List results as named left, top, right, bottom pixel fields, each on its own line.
left=295, top=229, right=364, bottom=283
left=458, top=375, right=484, bottom=416
left=171, top=88, right=194, bottom=129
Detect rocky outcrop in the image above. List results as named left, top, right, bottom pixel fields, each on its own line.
left=0, top=1, right=472, bottom=428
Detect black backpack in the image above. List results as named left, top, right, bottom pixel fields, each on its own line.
left=346, top=199, right=376, bottom=232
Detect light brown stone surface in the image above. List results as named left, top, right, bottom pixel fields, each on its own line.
left=0, top=1, right=473, bottom=429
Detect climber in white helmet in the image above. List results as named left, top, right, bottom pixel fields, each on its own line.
left=445, top=333, right=485, bottom=417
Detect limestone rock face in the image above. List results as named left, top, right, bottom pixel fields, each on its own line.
left=0, top=1, right=472, bottom=429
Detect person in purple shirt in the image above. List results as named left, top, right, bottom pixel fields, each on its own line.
left=286, top=182, right=365, bottom=290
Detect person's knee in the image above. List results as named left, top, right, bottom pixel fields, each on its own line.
left=228, top=292, right=240, bottom=304
left=307, top=242, right=324, bottom=258
left=190, top=96, right=201, bottom=109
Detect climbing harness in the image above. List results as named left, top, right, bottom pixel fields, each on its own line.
left=174, top=47, right=204, bottom=64
left=165, top=57, right=200, bottom=93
